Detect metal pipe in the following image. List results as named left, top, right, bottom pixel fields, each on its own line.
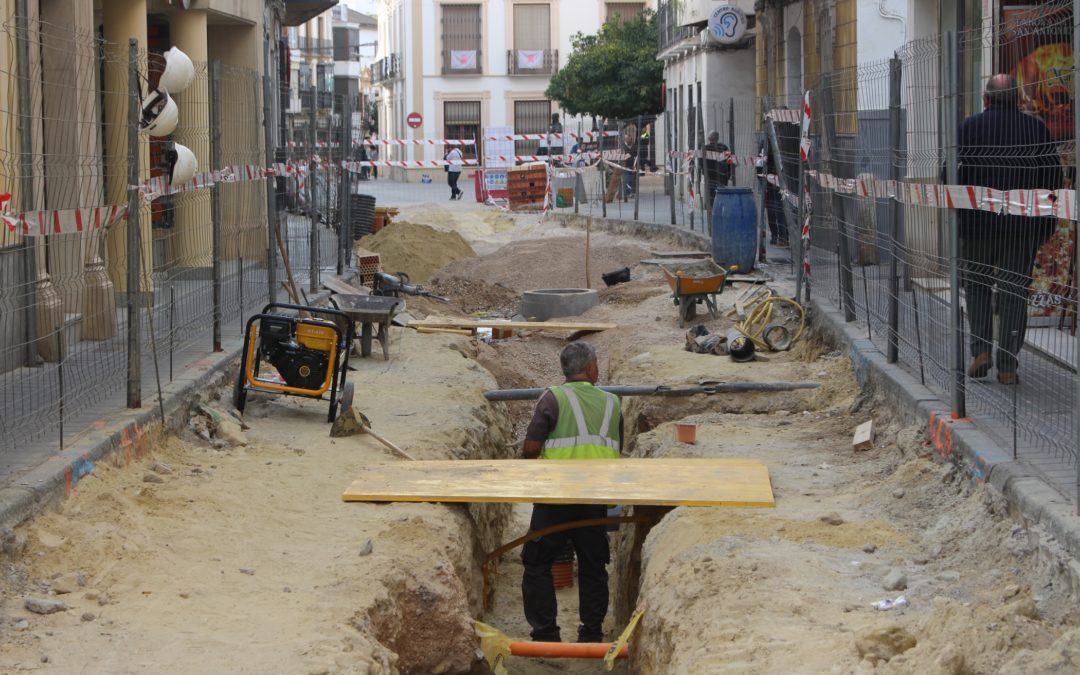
left=262, top=37, right=278, bottom=304
left=887, top=54, right=902, bottom=364
left=15, top=0, right=38, bottom=366
left=126, top=39, right=141, bottom=409
left=1074, top=0, right=1080, bottom=515
left=944, top=31, right=965, bottom=418
left=210, top=59, right=222, bottom=352
left=483, top=382, right=819, bottom=401
left=308, top=86, right=318, bottom=294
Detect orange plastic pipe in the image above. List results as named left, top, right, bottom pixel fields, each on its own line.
left=508, top=641, right=628, bottom=659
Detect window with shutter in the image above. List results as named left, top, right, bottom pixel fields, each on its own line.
left=442, top=4, right=483, bottom=74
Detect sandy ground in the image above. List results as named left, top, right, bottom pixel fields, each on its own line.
left=2, top=206, right=1080, bottom=674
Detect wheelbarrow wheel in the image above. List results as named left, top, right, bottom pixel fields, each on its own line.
left=233, top=366, right=247, bottom=414
left=679, top=296, right=697, bottom=323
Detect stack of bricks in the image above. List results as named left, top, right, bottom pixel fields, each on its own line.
left=506, top=164, right=548, bottom=211
left=355, top=248, right=382, bottom=289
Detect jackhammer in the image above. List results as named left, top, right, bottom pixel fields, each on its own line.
left=372, top=271, right=449, bottom=302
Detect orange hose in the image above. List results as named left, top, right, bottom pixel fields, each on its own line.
left=508, top=641, right=628, bottom=659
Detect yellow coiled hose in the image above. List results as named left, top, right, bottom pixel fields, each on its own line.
left=731, top=289, right=806, bottom=351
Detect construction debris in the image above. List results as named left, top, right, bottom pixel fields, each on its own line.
left=853, top=420, right=875, bottom=451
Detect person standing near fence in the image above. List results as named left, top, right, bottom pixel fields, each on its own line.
left=701, top=131, right=732, bottom=222
left=957, top=73, right=1062, bottom=385
left=756, top=138, right=788, bottom=246
left=445, top=145, right=464, bottom=200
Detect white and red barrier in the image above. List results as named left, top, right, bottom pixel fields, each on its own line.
left=3, top=203, right=128, bottom=237
left=483, top=131, right=620, bottom=142
left=356, top=138, right=476, bottom=146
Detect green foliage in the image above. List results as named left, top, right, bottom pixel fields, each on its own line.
left=545, top=11, right=663, bottom=120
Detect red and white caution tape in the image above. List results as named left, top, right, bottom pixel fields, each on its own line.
left=766, top=108, right=801, bottom=124
left=2, top=203, right=127, bottom=237
left=799, top=92, right=812, bottom=162
left=483, top=131, right=620, bottom=142
left=355, top=138, right=476, bottom=146
left=342, top=159, right=479, bottom=170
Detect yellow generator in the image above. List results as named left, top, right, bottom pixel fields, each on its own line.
left=233, top=303, right=355, bottom=422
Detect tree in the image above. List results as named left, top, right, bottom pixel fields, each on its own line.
left=545, top=12, right=663, bottom=121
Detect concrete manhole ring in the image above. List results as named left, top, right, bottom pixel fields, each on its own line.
left=519, top=288, right=599, bottom=321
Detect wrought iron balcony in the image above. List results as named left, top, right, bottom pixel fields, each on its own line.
left=506, top=49, right=559, bottom=75
left=657, top=0, right=699, bottom=53
left=372, top=54, right=401, bottom=84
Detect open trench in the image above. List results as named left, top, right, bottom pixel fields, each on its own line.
left=2, top=215, right=1080, bottom=674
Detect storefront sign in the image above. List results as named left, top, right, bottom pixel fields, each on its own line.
left=708, top=5, right=748, bottom=45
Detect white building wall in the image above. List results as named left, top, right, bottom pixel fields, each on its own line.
left=857, top=0, right=906, bottom=64
left=377, top=0, right=656, bottom=173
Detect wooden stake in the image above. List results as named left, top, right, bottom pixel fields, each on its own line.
left=274, top=220, right=303, bottom=306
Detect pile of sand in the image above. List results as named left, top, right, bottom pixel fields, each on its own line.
left=356, top=221, right=475, bottom=282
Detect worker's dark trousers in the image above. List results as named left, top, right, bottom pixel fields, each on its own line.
left=521, top=503, right=609, bottom=642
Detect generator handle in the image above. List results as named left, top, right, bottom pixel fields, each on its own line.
left=258, top=303, right=356, bottom=345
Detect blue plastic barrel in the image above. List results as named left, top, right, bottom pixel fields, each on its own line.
left=711, top=187, right=757, bottom=273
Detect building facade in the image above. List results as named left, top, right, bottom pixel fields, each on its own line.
left=373, top=0, right=654, bottom=175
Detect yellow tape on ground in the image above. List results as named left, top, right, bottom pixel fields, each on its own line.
left=605, top=608, right=645, bottom=671
left=474, top=621, right=511, bottom=675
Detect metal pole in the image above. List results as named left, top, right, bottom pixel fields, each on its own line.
left=600, top=119, right=608, bottom=219
left=309, top=86, right=318, bottom=294
left=887, top=55, right=902, bottom=364
left=660, top=109, right=669, bottom=224
left=819, top=74, right=857, bottom=321
left=262, top=38, right=278, bottom=304
left=728, top=97, right=735, bottom=157
left=15, top=0, right=38, bottom=366
left=696, top=104, right=706, bottom=230
left=634, top=115, right=642, bottom=221
left=56, top=331, right=63, bottom=450
left=339, top=94, right=352, bottom=275
left=575, top=119, right=581, bottom=215
left=169, top=285, right=175, bottom=382
left=795, top=95, right=807, bottom=299
left=944, top=31, right=965, bottom=418
left=210, top=60, right=223, bottom=352
left=126, top=39, right=142, bottom=409
left=1072, top=0, right=1080, bottom=514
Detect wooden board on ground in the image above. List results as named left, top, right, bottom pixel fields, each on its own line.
left=409, top=318, right=616, bottom=332
left=853, top=420, right=874, bottom=451
left=323, top=275, right=370, bottom=296
left=648, top=251, right=711, bottom=259
left=341, top=458, right=774, bottom=508
left=728, top=273, right=772, bottom=284
left=640, top=258, right=713, bottom=267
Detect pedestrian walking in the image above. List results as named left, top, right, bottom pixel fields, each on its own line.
left=445, top=145, right=464, bottom=200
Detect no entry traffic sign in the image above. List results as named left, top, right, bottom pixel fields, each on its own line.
left=407, top=112, right=422, bottom=129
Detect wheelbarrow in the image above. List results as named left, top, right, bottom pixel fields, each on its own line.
left=328, top=294, right=404, bottom=360
left=661, top=261, right=729, bottom=327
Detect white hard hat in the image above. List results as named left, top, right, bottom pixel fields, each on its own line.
left=139, top=90, right=178, bottom=137
left=166, top=142, right=198, bottom=186
left=158, top=46, right=195, bottom=94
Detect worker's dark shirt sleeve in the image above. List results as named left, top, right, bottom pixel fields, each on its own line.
left=524, top=390, right=560, bottom=443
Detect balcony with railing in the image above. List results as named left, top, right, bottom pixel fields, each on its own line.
left=372, top=54, right=401, bottom=84
left=506, top=49, right=558, bottom=75
left=299, top=89, right=335, bottom=111
left=657, top=0, right=700, bottom=53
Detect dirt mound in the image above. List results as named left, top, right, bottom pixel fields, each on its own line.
left=437, top=233, right=649, bottom=291
left=357, top=221, right=475, bottom=282
left=429, top=275, right=520, bottom=317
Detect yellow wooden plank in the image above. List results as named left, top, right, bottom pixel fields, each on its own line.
left=410, top=317, right=616, bottom=332
left=341, top=458, right=774, bottom=508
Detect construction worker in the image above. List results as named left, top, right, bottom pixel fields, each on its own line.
left=520, top=342, right=622, bottom=644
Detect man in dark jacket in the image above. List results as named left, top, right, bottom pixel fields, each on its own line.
left=701, top=131, right=732, bottom=220
left=957, top=73, right=1062, bottom=384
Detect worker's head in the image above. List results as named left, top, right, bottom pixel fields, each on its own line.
left=984, top=73, right=1019, bottom=110
left=560, top=342, right=598, bottom=383
left=708, top=130, right=720, bottom=143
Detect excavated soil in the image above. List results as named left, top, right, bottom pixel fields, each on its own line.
left=356, top=220, right=476, bottom=282
left=2, top=206, right=1080, bottom=674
